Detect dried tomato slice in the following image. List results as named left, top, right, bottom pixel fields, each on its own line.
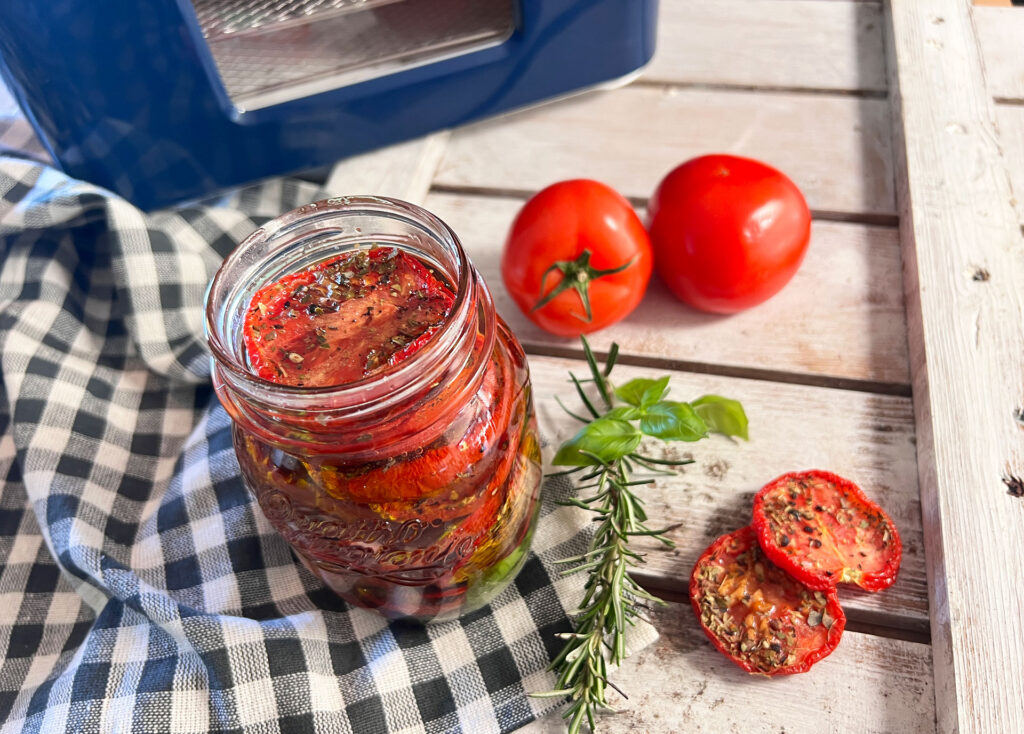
left=243, top=247, right=453, bottom=387
left=690, top=526, right=845, bottom=676
left=306, top=334, right=519, bottom=507
left=751, top=470, right=902, bottom=592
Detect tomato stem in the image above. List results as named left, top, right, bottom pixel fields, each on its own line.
left=532, top=250, right=636, bottom=322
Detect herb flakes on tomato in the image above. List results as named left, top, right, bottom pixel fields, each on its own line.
left=243, top=247, right=453, bottom=387
left=752, top=470, right=902, bottom=592
left=690, top=526, right=845, bottom=676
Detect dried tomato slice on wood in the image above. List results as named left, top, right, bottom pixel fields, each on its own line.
left=751, top=470, right=902, bottom=592
left=243, top=247, right=453, bottom=387
left=690, top=526, right=845, bottom=676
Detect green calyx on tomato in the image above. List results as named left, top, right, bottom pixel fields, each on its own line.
left=501, top=179, right=653, bottom=338
left=647, top=154, right=811, bottom=314
left=532, top=249, right=637, bottom=323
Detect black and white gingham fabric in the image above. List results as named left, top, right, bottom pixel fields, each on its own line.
left=0, top=115, right=657, bottom=732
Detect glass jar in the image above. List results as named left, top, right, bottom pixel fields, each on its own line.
left=205, top=197, right=542, bottom=622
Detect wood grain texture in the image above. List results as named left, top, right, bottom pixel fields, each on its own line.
left=425, top=192, right=911, bottom=386
left=529, top=355, right=928, bottom=630
left=646, top=0, right=887, bottom=93
left=434, top=85, right=896, bottom=219
left=994, top=105, right=1024, bottom=225
left=323, top=131, right=450, bottom=205
left=975, top=6, right=1024, bottom=101
left=885, top=1, right=1024, bottom=731
left=522, top=603, right=935, bottom=734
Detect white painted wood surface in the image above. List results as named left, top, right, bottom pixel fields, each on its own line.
left=426, top=192, right=910, bottom=387
left=323, top=131, right=450, bottom=206
left=434, top=86, right=896, bottom=219
left=529, top=356, right=927, bottom=630
left=885, top=1, right=1024, bottom=732
left=975, top=6, right=1024, bottom=101
left=522, top=604, right=934, bottom=734
left=646, top=0, right=887, bottom=93
left=994, top=105, right=1024, bottom=226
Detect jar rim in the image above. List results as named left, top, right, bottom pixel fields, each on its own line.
left=204, top=195, right=478, bottom=409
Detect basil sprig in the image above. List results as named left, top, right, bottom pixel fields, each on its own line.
left=553, top=373, right=748, bottom=468
left=539, top=338, right=747, bottom=733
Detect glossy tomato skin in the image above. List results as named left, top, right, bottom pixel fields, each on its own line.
left=501, top=179, right=653, bottom=337
left=648, top=155, right=811, bottom=313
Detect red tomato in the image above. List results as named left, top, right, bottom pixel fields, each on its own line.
left=647, top=155, right=811, bottom=313
left=501, top=180, right=653, bottom=337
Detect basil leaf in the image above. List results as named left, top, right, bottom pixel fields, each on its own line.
left=614, top=376, right=670, bottom=408
left=692, top=395, right=749, bottom=440
left=640, top=401, right=708, bottom=442
left=552, top=417, right=642, bottom=466
left=605, top=405, right=642, bottom=421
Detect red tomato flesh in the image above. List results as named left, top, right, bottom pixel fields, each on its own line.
left=307, top=336, right=519, bottom=506
left=752, top=470, right=902, bottom=592
left=243, top=247, right=453, bottom=387
left=690, top=526, right=845, bottom=675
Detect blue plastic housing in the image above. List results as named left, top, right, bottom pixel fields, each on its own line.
left=0, top=1, right=657, bottom=210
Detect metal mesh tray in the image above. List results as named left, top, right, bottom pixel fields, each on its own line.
left=193, top=0, right=400, bottom=39
left=191, top=0, right=516, bottom=110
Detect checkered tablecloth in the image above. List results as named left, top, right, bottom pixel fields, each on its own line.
left=0, top=114, right=656, bottom=733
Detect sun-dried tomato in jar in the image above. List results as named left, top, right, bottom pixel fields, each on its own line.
left=205, top=197, right=542, bottom=622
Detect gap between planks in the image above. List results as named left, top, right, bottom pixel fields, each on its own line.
left=521, top=343, right=912, bottom=398
left=640, top=575, right=931, bottom=646
left=631, top=78, right=889, bottom=100
left=428, top=183, right=901, bottom=228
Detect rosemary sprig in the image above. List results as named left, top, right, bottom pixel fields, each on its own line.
left=539, top=337, right=748, bottom=733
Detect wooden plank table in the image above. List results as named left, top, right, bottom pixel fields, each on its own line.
left=327, top=1, right=1024, bottom=731
left=887, top=2, right=1024, bottom=732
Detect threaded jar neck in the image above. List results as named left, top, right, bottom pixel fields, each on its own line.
left=204, top=196, right=496, bottom=457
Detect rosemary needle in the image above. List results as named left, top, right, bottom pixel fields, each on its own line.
left=538, top=336, right=748, bottom=733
